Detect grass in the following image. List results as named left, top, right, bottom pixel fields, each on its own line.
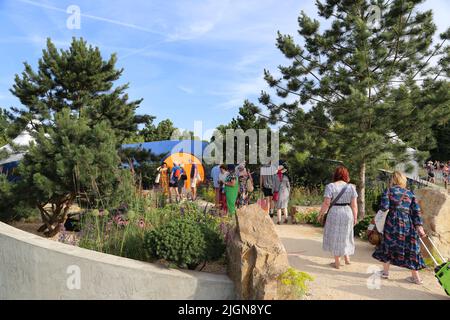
left=198, top=184, right=216, bottom=203
left=293, top=210, right=322, bottom=227
left=59, top=186, right=234, bottom=271
left=289, top=186, right=324, bottom=207
left=75, top=201, right=197, bottom=262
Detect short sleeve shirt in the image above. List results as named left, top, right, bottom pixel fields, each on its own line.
left=324, top=183, right=358, bottom=204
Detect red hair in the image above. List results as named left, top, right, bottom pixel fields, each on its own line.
left=333, top=166, right=350, bottom=183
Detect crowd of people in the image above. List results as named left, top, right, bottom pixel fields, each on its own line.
left=155, top=160, right=291, bottom=222
left=425, top=160, right=450, bottom=188
left=155, top=161, right=429, bottom=285
left=155, top=161, right=202, bottom=202
left=210, top=162, right=290, bottom=221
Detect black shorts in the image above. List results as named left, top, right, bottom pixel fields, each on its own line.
left=262, top=187, right=273, bottom=197
left=169, top=181, right=178, bottom=188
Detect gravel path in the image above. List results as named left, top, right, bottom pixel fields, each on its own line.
left=275, top=223, right=448, bottom=300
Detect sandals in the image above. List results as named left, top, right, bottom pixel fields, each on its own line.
left=406, top=276, right=423, bottom=285
left=330, top=262, right=340, bottom=269
left=377, top=271, right=389, bottom=279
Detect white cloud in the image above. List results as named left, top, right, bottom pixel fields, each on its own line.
left=17, top=0, right=166, bottom=36
left=212, top=76, right=267, bottom=110
left=164, top=0, right=230, bottom=41
left=166, top=21, right=216, bottom=42
left=177, top=85, right=194, bottom=94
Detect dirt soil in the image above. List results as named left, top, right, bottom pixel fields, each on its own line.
left=9, top=221, right=43, bottom=236
left=276, top=223, right=449, bottom=300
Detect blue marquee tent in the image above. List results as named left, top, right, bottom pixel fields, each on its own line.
left=122, top=140, right=209, bottom=161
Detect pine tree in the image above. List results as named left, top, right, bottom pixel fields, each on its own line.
left=15, top=109, right=120, bottom=235
left=3, top=38, right=145, bottom=235
left=214, top=100, right=270, bottom=167
left=255, top=0, right=449, bottom=218
left=430, top=122, right=450, bottom=160
left=0, top=108, right=10, bottom=148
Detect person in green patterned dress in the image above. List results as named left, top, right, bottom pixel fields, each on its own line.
left=224, top=164, right=239, bottom=216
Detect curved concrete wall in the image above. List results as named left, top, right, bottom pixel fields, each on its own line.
left=0, top=222, right=235, bottom=300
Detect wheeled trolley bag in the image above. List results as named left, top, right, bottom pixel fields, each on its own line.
left=420, top=235, right=450, bottom=296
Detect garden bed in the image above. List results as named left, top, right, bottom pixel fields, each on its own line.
left=10, top=194, right=232, bottom=275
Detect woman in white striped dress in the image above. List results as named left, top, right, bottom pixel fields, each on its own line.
left=318, top=166, right=358, bottom=269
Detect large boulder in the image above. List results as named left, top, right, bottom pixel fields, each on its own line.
left=415, top=188, right=450, bottom=258
left=227, top=204, right=290, bottom=300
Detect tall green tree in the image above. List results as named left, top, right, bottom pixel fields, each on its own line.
left=213, top=100, right=271, bottom=167
left=0, top=108, right=10, bottom=147
left=430, top=122, right=450, bottom=160
left=255, top=0, right=449, bottom=218
left=1, top=38, right=145, bottom=235
left=139, top=118, right=177, bottom=141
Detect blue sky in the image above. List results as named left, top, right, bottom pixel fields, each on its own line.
left=0, top=0, right=449, bottom=138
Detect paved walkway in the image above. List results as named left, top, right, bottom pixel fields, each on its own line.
left=275, top=224, right=449, bottom=300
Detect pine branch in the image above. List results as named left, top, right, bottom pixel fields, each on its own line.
left=293, top=56, right=322, bottom=83
left=293, top=55, right=347, bottom=100
left=412, top=38, right=447, bottom=80
left=374, top=6, right=414, bottom=75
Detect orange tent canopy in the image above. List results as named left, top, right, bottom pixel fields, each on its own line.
left=164, top=152, right=204, bottom=188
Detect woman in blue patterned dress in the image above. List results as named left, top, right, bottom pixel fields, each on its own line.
left=372, top=171, right=426, bottom=285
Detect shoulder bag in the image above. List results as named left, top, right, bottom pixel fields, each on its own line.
left=246, top=174, right=254, bottom=193
left=368, top=189, right=409, bottom=246
left=320, top=183, right=349, bottom=226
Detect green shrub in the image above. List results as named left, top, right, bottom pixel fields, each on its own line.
left=200, top=222, right=226, bottom=262
left=278, top=267, right=314, bottom=300
left=144, top=218, right=206, bottom=269
left=294, top=210, right=321, bottom=227
left=289, top=186, right=324, bottom=207
left=354, top=215, right=373, bottom=239
left=365, top=186, right=384, bottom=216
left=180, top=201, right=203, bottom=216
left=198, top=185, right=216, bottom=203
left=0, top=175, right=39, bottom=222
left=144, top=215, right=226, bottom=269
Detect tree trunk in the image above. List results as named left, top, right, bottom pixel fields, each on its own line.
left=357, top=161, right=366, bottom=221
left=36, top=194, right=75, bottom=237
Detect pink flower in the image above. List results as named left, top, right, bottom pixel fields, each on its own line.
left=138, top=219, right=145, bottom=229
left=113, top=215, right=123, bottom=224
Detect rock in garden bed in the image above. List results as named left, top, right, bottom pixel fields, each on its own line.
left=415, top=188, right=450, bottom=258
left=227, top=204, right=291, bottom=300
